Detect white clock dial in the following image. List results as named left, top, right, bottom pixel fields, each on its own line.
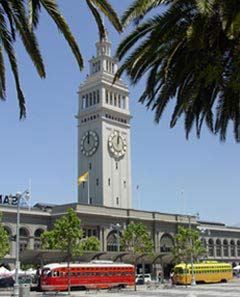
left=108, top=131, right=127, bottom=158
left=81, top=131, right=99, bottom=156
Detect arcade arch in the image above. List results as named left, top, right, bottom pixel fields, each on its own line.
left=160, top=234, right=174, bottom=253
left=19, top=227, right=30, bottom=252
left=106, top=230, right=122, bottom=252
left=34, top=228, right=44, bottom=250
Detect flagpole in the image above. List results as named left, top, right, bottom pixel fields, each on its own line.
left=87, top=172, right=90, bottom=204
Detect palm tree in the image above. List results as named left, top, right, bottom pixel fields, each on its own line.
left=116, top=0, right=240, bottom=142
left=0, top=0, right=122, bottom=117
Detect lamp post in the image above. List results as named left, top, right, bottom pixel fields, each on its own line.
left=188, top=215, right=196, bottom=286
left=197, top=226, right=211, bottom=259
left=110, top=223, right=121, bottom=252
left=13, top=190, right=30, bottom=297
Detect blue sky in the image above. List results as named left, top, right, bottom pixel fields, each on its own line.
left=0, top=1, right=239, bottom=226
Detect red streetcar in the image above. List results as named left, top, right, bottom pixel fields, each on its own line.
left=40, top=261, right=135, bottom=291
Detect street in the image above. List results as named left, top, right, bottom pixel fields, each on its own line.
left=1, top=278, right=240, bottom=297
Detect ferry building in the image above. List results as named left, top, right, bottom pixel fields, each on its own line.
left=1, top=33, right=240, bottom=276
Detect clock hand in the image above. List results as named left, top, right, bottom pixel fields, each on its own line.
left=87, top=132, right=90, bottom=144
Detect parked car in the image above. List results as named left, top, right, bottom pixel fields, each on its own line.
left=135, top=274, right=152, bottom=284
left=0, top=277, right=14, bottom=287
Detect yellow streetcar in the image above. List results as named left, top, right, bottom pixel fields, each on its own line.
left=173, top=261, right=233, bottom=285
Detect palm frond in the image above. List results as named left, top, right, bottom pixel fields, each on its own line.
left=39, top=0, right=83, bottom=70
left=86, top=0, right=105, bottom=40
left=90, top=0, right=122, bottom=33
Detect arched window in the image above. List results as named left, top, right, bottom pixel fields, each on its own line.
left=216, top=239, right=221, bottom=257
left=107, top=231, right=122, bottom=252
left=230, top=240, right=236, bottom=257
left=3, top=226, right=11, bottom=237
left=160, top=234, right=174, bottom=253
left=19, top=228, right=29, bottom=252
left=34, top=229, right=44, bottom=250
left=208, top=239, right=214, bottom=257
left=223, top=239, right=228, bottom=257
left=237, top=241, right=240, bottom=257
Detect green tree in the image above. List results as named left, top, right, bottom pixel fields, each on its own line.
left=172, top=226, right=205, bottom=264
left=0, top=213, right=10, bottom=260
left=0, top=0, right=122, bottom=117
left=41, top=208, right=83, bottom=295
left=116, top=0, right=240, bottom=142
left=120, top=221, right=154, bottom=290
left=81, top=236, right=101, bottom=251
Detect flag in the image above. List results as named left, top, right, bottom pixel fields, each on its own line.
left=78, top=172, right=89, bottom=186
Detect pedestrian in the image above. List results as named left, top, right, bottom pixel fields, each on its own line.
left=170, top=270, right=175, bottom=287
left=158, top=271, right=163, bottom=283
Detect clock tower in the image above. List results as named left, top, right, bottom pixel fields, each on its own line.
left=76, top=32, right=132, bottom=209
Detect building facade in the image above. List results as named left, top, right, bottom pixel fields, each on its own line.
left=1, top=202, right=240, bottom=273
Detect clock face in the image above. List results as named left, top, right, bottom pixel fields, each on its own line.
left=108, top=131, right=127, bottom=158
left=81, top=131, right=99, bottom=157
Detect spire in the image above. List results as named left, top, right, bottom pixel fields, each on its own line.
left=96, top=29, right=112, bottom=57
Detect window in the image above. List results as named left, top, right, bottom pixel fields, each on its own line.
left=223, top=240, right=228, bottom=257
left=97, top=90, right=100, bottom=103
left=118, top=95, right=121, bottom=108
left=108, top=178, right=111, bottom=186
left=93, top=92, right=96, bottom=104
left=53, top=270, right=60, bottom=277
left=216, top=239, right=221, bottom=257
left=122, top=96, right=126, bottom=109
left=208, top=239, right=214, bottom=257
left=89, top=163, right=92, bottom=170
left=82, top=95, right=86, bottom=109
left=90, top=93, right=92, bottom=106
left=82, top=182, right=85, bottom=189
left=89, top=198, right=93, bottom=204
left=116, top=197, right=119, bottom=205
left=116, top=163, right=118, bottom=170
left=237, top=241, right=240, bottom=256
left=96, top=178, right=99, bottom=186
left=123, top=181, right=126, bottom=188
left=109, top=93, right=113, bottom=105
left=230, top=240, right=236, bottom=257
left=106, top=90, right=109, bottom=104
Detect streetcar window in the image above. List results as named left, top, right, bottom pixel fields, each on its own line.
left=53, top=271, right=60, bottom=277
left=42, top=269, right=51, bottom=277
